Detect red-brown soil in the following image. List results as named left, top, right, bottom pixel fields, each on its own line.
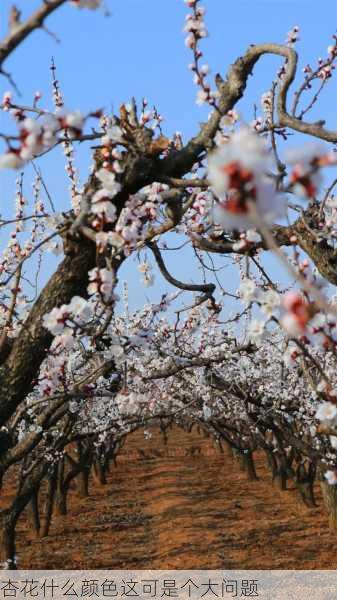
left=13, top=426, right=337, bottom=569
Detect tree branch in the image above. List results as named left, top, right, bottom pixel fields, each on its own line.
left=146, top=240, right=216, bottom=296
left=161, top=43, right=337, bottom=179
left=144, top=344, right=252, bottom=380
left=0, top=0, right=67, bottom=69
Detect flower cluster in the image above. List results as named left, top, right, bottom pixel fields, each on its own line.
left=138, top=262, right=155, bottom=287
left=232, top=229, right=262, bottom=251
left=91, top=189, right=117, bottom=226
left=208, top=128, right=285, bottom=230
left=2, top=91, right=12, bottom=111
left=286, top=25, right=300, bottom=47
left=280, top=291, right=313, bottom=337
left=183, top=2, right=219, bottom=107
left=95, top=168, right=122, bottom=198
left=99, top=183, right=164, bottom=255
left=184, top=4, right=208, bottom=50
left=0, top=111, right=86, bottom=169
left=42, top=296, right=93, bottom=336
left=286, top=144, right=326, bottom=199
left=88, top=268, right=116, bottom=302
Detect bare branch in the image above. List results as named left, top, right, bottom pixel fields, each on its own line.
left=145, top=344, right=253, bottom=380
left=0, top=0, right=67, bottom=69
left=161, top=43, right=337, bottom=179
left=146, top=240, right=216, bottom=296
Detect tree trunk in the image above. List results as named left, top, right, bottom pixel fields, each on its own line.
left=28, top=490, right=40, bottom=536
left=0, top=510, right=16, bottom=569
left=221, top=439, right=233, bottom=457
left=321, top=480, right=337, bottom=529
left=41, top=470, right=57, bottom=538
left=55, top=459, right=68, bottom=515
left=78, top=468, right=90, bottom=497
left=274, top=469, right=287, bottom=490
left=242, top=451, right=258, bottom=481
left=295, top=463, right=316, bottom=508
left=76, top=442, right=91, bottom=497
left=0, top=485, right=40, bottom=568
left=232, top=447, right=241, bottom=462
left=265, top=448, right=278, bottom=479
left=273, top=452, right=294, bottom=491
left=0, top=455, right=55, bottom=564
left=56, top=487, right=68, bottom=516
left=297, top=479, right=316, bottom=508
left=93, top=461, right=107, bottom=485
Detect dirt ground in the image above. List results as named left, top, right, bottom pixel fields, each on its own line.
left=13, top=426, right=337, bottom=569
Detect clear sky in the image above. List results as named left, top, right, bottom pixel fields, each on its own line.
left=0, top=0, right=337, bottom=313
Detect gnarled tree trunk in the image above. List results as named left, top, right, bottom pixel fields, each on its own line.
left=295, top=462, right=316, bottom=508
left=241, top=450, right=258, bottom=481
left=41, top=468, right=57, bottom=538
left=321, top=480, right=337, bottom=530
left=0, top=509, right=16, bottom=569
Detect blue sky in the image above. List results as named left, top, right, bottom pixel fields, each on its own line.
left=0, top=0, right=336, bottom=314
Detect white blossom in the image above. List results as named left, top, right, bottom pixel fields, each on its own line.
left=88, top=268, right=114, bottom=302
left=248, top=319, right=266, bottom=343
left=260, top=289, right=280, bottom=317
left=238, top=279, right=256, bottom=304
left=315, top=401, right=337, bottom=423
left=91, top=189, right=117, bottom=222
left=102, top=125, right=124, bottom=145
left=325, top=470, right=337, bottom=485
left=95, top=168, right=122, bottom=196
left=0, top=152, right=24, bottom=170
left=208, top=128, right=285, bottom=230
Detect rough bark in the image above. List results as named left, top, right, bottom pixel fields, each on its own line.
left=321, top=480, right=337, bottom=530
left=0, top=461, right=49, bottom=566
left=242, top=451, right=259, bottom=481
left=0, top=240, right=95, bottom=428
left=0, top=510, right=16, bottom=569
left=28, top=489, right=40, bottom=536
left=78, top=468, right=90, bottom=498
left=265, top=448, right=278, bottom=479
left=295, top=463, right=317, bottom=508
left=41, top=469, right=57, bottom=538
left=92, top=461, right=107, bottom=486
left=55, top=458, right=67, bottom=516
left=273, top=452, right=295, bottom=491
